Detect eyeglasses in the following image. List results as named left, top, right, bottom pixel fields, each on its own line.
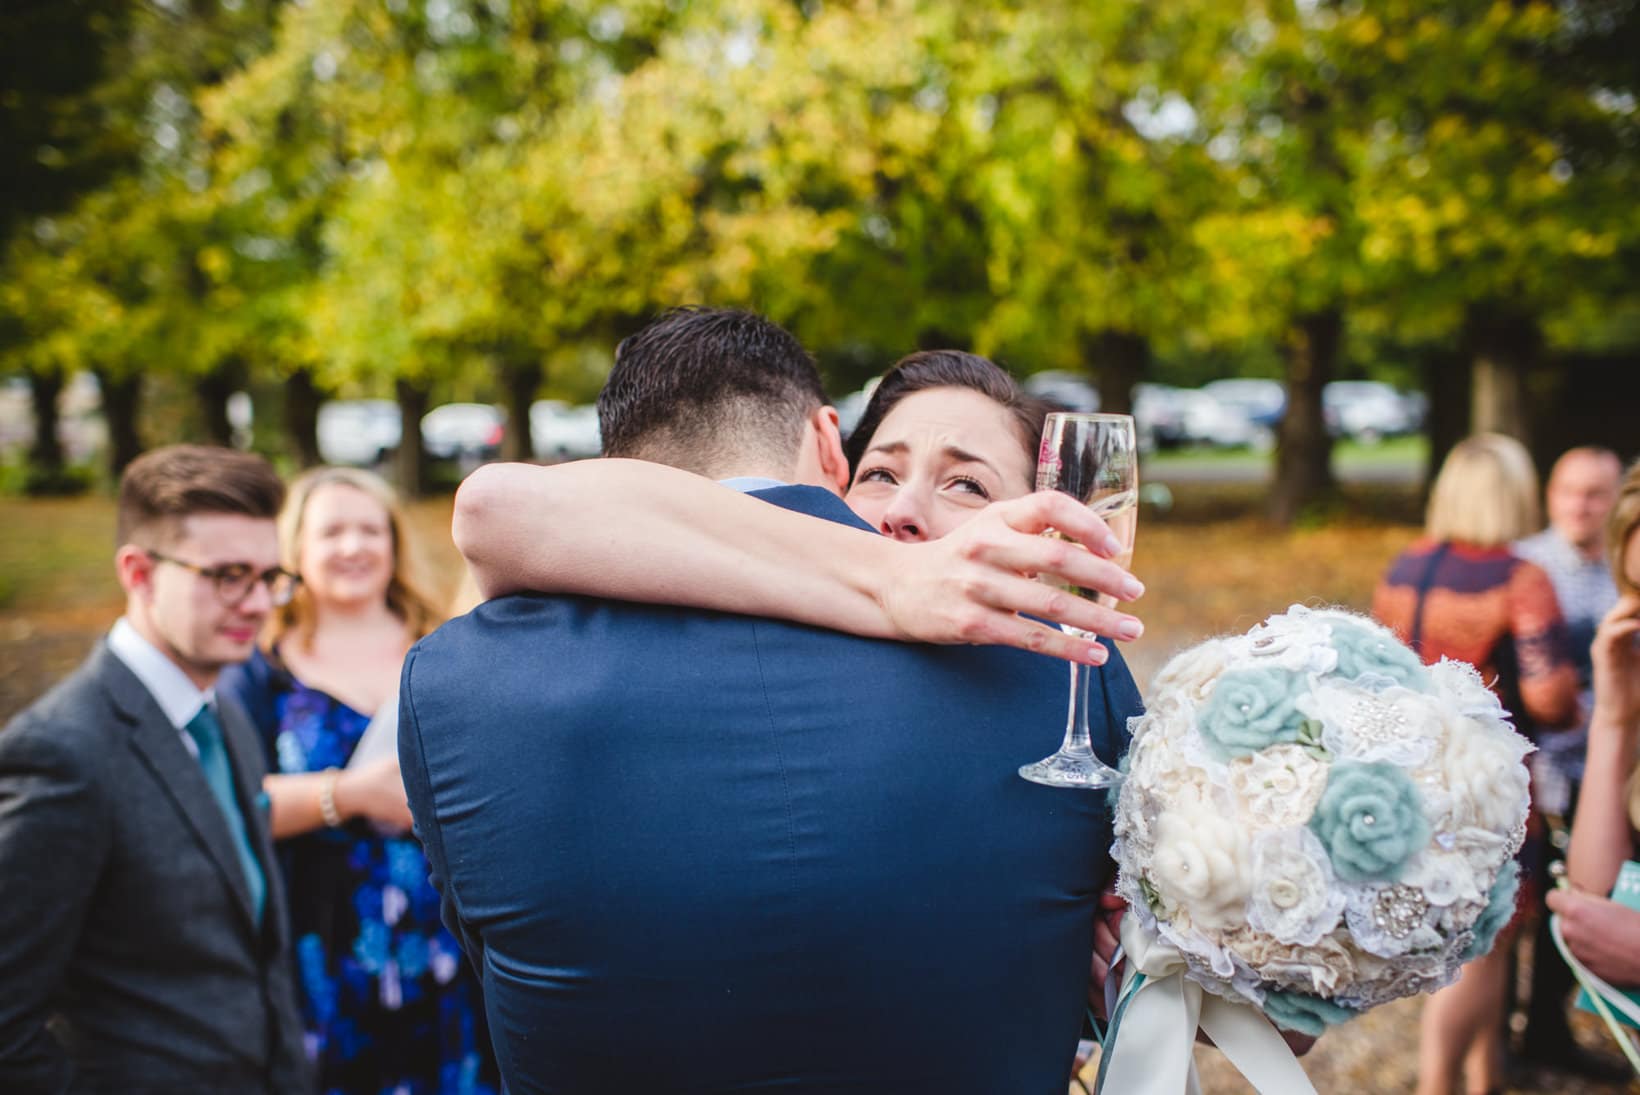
left=146, top=550, right=301, bottom=607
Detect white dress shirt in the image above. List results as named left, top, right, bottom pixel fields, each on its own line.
left=106, top=617, right=212, bottom=758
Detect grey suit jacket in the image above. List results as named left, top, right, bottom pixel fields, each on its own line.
left=0, top=643, right=310, bottom=1094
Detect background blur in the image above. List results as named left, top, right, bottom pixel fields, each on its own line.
left=1, top=4, right=1637, bottom=1089
left=1, top=0, right=1636, bottom=514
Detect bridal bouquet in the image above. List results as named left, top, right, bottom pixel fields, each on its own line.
left=1097, top=606, right=1532, bottom=1095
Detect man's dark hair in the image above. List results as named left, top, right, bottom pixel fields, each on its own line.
left=844, top=350, right=1049, bottom=479
left=598, top=307, right=826, bottom=475
left=116, top=444, right=286, bottom=548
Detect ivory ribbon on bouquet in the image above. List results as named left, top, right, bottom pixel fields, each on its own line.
left=1094, top=917, right=1316, bottom=1095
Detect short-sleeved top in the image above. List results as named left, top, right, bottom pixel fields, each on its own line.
left=1372, top=539, right=1579, bottom=737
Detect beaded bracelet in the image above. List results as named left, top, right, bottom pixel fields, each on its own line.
left=318, top=767, right=343, bottom=828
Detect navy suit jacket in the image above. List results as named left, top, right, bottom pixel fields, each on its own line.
left=399, top=486, right=1142, bottom=1095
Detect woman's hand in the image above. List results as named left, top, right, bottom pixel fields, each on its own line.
left=878, top=491, right=1145, bottom=664
left=1590, top=592, right=1640, bottom=738
left=1545, top=886, right=1640, bottom=988
left=334, top=758, right=414, bottom=833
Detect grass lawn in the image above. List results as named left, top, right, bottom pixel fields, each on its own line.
left=1146, top=434, right=1428, bottom=479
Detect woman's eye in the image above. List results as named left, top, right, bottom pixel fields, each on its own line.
left=857, top=467, right=898, bottom=486
left=948, top=476, right=991, bottom=499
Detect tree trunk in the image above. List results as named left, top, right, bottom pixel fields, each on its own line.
left=1421, top=347, right=1469, bottom=502
left=499, top=357, right=542, bottom=463
left=93, top=367, right=144, bottom=478
left=197, top=363, right=241, bottom=447
left=1268, top=308, right=1341, bottom=526
left=394, top=377, right=430, bottom=498
left=1086, top=329, right=1147, bottom=416
left=1463, top=303, right=1537, bottom=446
left=24, top=367, right=66, bottom=493
left=285, top=368, right=324, bottom=469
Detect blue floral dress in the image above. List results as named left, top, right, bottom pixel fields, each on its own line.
left=223, top=651, right=499, bottom=1095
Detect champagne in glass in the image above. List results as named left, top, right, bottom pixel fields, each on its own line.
left=1019, top=413, right=1138, bottom=790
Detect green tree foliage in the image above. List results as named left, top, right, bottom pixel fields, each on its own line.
left=2, top=0, right=1635, bottom=508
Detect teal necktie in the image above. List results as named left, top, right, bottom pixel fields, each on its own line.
left=185, top=704, right=267, bottom=926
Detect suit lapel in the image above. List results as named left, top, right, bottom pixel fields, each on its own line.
left=100, top=646, right=260, bottom=937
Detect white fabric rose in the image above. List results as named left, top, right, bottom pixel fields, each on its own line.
left=1227, top=744, right=1329, bottom=830
left=1399, top=849, right=1485, bottom=908
left=1150, top=639, right=1235, bottom=707
left=1246, top=828, right=1346, bottom=946
left=1148, top=796, right=1252, bottom=932
left=1301, top=681, right=1442, bottom=767
left=1236, top=605, right=1339, bottom=675
left=1433, top=717, right=1532, bottom=835
left=1427, top=658, right=1509, bottom=722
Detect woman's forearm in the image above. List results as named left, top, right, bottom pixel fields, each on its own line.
left=264, top=771, right=337, bottom=839
left=453, top=460, right=906, bottom=638
left=451, top=460, right=1145, bottom=660
left=1565, top=716, right=1639, bottom=895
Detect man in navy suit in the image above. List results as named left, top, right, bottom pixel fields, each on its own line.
left=400, top=309, right=1143, bottom=1094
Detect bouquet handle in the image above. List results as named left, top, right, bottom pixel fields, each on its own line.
left=1095, top=919, right=1317, bottom=1095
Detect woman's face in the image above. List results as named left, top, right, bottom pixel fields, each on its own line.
left=297, top=482, right=395, bottom=609
left=846, top=387, right=1033, bottom=542
left=1624, top=526, right=1640, bottom=591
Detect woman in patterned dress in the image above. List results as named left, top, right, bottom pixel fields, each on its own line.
left=221, top=467, right=498, bottom=1095
left=1372, top=434, right=1579, bottom=1095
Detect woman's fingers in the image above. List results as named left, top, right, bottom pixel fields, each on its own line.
left=994, top=491, right=1128, bottom=557
left=951, top=519, right=1145, bottom=609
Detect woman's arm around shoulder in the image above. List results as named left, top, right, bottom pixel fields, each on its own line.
left=453, top=460, right=1146, bottom=662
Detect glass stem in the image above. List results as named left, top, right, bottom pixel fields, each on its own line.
left=1057, top=659, right=1095, bottom=758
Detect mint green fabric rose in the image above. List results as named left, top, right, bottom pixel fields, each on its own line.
left=1329, top=622, right=1430, bottom=691
left=1198, top=667, right=1308, bottom=759
left=1261, top=989, right=1360, bottom=1036
left=1309, top=761, right=1429, bottom=882
left=1462, top=863, right=1519, bottom=961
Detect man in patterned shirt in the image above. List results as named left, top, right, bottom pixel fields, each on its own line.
left=1513, top=444, right=1624, bottom=1075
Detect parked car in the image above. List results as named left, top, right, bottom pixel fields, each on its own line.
left=530, top=400, right=602, bottom=461
left=1024, top=370, right=1100, bottom=413
left=1201, top=378, right=1286, bottom=429
left=1323, top=381, right=1420, bottom=443
left=317, top=399, right=401, bottom=467
left=1133, top=383, right=1192, bottom=449
left=1176, top=388, right=1267, bottom=449
left=422, top=402, right=504, bottom=462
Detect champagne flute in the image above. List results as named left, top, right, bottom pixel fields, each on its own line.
left=1018, top=413, right=1138, bottom=790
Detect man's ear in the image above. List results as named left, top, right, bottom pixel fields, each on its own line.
left=114, top=544, right=154, bottom=600
left=811, top=405, right=850, bottom=494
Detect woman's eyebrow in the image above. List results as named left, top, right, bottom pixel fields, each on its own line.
left=943, top=445, right=1001, bottom=476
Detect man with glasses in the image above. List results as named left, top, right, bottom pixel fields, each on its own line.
left=0, top=445, right=310, bottom=1094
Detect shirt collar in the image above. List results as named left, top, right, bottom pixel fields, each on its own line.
left=106, top=617, right=214, bottom=731
left=718, top=476, right=790, bottom=494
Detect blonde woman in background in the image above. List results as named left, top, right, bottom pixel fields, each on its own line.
left=220, top=467, right=499, bottom=1095
left=1549, top=459, right=1640, bottom=990
left=1372, top=434, right=1579, bottom=1095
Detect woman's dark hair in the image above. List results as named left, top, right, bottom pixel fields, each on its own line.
left=844, top=350, right=1049, bottom=479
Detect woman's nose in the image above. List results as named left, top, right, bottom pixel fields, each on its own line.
left=879, top=490, right=929, bottom=542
